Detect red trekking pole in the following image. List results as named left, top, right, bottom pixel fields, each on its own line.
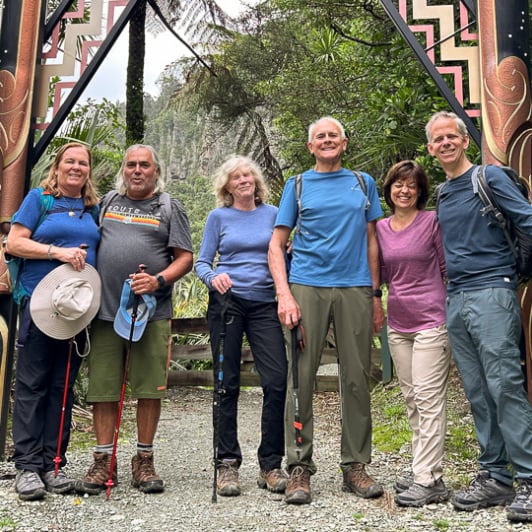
left=105, top=264, right=147, bottom=500
left=53, top=338, right=73, bottom=476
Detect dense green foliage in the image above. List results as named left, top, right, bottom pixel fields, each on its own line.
left=38, top=0, right=515, bottom=313
left=170, top=0, right=483, bottom=200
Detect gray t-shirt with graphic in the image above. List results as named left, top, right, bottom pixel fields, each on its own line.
left=97, top=192, right=192, bottom=321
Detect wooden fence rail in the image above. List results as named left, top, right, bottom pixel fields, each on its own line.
left=168, top=318, right=393, bottom=391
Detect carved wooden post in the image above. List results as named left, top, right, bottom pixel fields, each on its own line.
left=477, top=0, right=532, bottom=402
left=0, top=0, right=43, bottom=458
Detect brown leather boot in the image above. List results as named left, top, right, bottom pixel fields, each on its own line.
left=76, top=452, right=117, bottom=495
left=217, top=459, right=241, bottom=496
left=285, top=465, right=311, bottom=504
left=342, top=463, right=383, bottom=498
left=131, top=451, right=165, bottom=493
left=257, top=468, right=288, bottom=493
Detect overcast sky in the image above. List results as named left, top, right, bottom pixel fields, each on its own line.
left=80, top=0, right=253, bottom=103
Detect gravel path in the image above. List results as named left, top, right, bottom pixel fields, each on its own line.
left=0, top=383, right=531, bottom=531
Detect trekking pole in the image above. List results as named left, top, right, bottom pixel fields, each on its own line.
left=53, top=244, right=89, bottom=476
left=105, top=263, right=147, bottom=500
left=212, top=289, right=232, bottom=503
left=53, top=338, right=73, bottom=476
left=337, top=351, right=343, bottom=426
left=291, top=323, right=304, bottom=463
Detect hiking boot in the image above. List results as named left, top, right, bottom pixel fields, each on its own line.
left=393, top=472, right=414, bottom=493
left=285, top=465, right=311, bottom=505
left=395, top=478, right=449, bottom=507
left=76, top=452, right=117, bottom=495
left=131, top=451, right=164, bottom=493
left=41, top=470, right=75, bottom=494
left=15, top=470, right=46, bottom=501
left=257, top=468, right=288, bottom=493
left=217, top=459, right=240, bottom=496
left=342, top=463, right=384, bottom=499
left=452, top=471, right=515, bottom=511
left=507, top=479, right=532, bottom=522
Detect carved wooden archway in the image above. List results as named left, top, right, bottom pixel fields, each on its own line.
left=0, top=0, right=531, bottom=457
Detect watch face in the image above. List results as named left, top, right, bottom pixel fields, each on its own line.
left=157, top=275, right=165, bottom=287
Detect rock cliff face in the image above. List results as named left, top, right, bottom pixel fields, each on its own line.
left=144, top=95, right=284, bottom=198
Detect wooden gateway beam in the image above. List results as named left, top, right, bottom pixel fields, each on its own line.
left=0, top=0, right=44, bottom=461
left=380, top=0, right=532, bottom=401
left=477, top=0, right=532, bottom=403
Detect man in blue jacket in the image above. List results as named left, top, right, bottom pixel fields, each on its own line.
left=427, top=111, right=532, bottom=523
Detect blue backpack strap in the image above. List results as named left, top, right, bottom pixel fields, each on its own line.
left=38, top=190, right=54, bottom=224
left=10, top=189, right=54, bottom=303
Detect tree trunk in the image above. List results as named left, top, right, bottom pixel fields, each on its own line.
left=126, top=0, right=147, bottom=146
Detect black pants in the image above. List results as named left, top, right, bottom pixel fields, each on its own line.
left=208, top=292, right=287, bottom=471
left=11, top=316, right=85, bottom=472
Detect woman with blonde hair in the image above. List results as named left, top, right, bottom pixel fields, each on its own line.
left=196, top=155, right=287, bottom=498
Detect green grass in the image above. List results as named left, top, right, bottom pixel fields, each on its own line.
left=371, top=385, right=412, bottom=453
left=0, top=514, right=16, bottom=528
left=432, top=518, right=450, bottom=530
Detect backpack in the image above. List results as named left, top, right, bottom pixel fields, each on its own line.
left=436, top=165, right=532, bottom=283
left=5, top=188, right=98, bottom=303
left=294, top=170, right=369, bottom=233
left=473, top=165, right=532, bottom=282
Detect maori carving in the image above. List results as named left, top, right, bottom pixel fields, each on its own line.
left=478, top=0, right=532, bottom=403
left=0, top=0, right=42, bottom=228
left=477, top=0, right=532, bottom=179
left=400, top=0, right=480, bottom=116
left=35, top=0, right=128, bottom=126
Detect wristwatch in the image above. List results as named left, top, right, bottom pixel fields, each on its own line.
left=372, top=289, right=382, bottom=298
left=156, top=274, right=165, bottom=288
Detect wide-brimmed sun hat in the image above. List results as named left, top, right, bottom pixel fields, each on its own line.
left=113, top=279, right=157, bottom=342
left=30, top=264, right=101, bottom=340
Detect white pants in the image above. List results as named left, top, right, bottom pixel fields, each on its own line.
left=387, top=324, right=451, bottom=486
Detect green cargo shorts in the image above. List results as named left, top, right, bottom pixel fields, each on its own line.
left=86, top=318, right=171, bottom=402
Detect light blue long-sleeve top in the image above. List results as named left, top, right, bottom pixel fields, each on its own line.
left=195, top=203, right=278, bottom=302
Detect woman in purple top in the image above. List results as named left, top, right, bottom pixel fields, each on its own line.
left=376, top=160, right=450, bottom=507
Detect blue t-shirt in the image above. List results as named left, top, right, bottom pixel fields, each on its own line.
left=195, top=203, right=278, bottom=302
left=438, top=164, right=532, bottom=292
left=13, top=188, right=100, bottom=296
left=275, top=168, right=383, bottom=287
